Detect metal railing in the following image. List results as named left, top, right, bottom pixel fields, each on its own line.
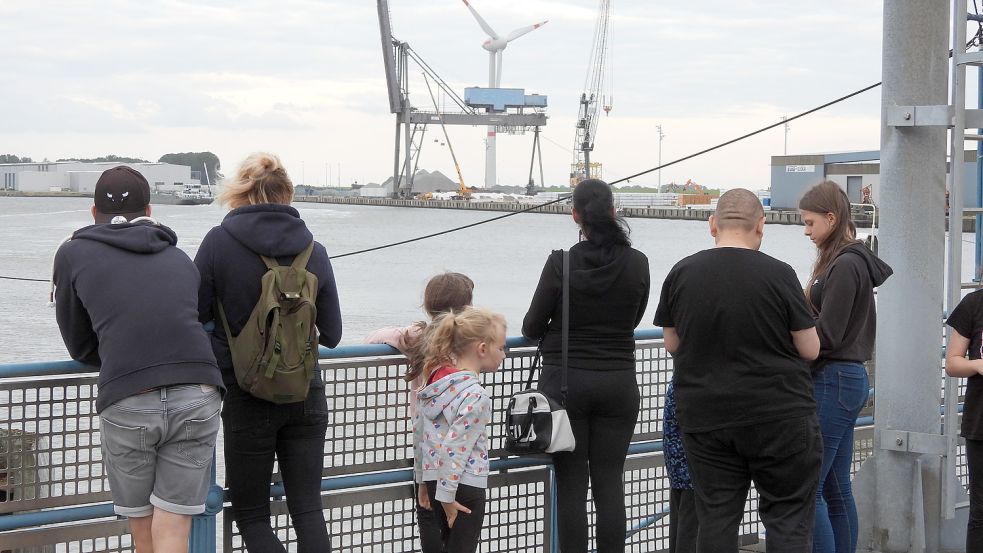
left=0, top=330, right=910, bottom=552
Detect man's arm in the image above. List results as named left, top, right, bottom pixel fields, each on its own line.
left=663, top=327, right=680, bottom=355
left=654, top=268, right=677, bottom=353
left=53, top=248, right=100, bottom=366
left=791, top=327, right=820, bottom=361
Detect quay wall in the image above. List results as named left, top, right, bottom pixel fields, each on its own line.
left=0, top=190, right=89, bottom=198
left=295, top=195, right=804, bottom=225
left=2, top=192, right=974, bottom=231
left=295, top=195, right=980, bottom=231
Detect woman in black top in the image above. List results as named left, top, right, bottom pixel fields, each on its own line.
left=945, top=291, right=983, bottom=551
left=799, top=181, right=891, bottom=553
left=522, top=179, right=650, bottom=553
left=195, top=153, right=342, bottom=553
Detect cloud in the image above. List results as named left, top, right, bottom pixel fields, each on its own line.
left=0, top=0, right=886, bottom=188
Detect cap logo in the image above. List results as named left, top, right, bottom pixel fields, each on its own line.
left=105, top=191, right=129, bottom=204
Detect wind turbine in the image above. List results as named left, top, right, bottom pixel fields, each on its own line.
left=462, top=0, right=548, bottom=88
left=461, top=0, right=547, bottom=187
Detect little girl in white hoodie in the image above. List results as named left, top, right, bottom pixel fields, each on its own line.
left=414, top=307, right=506, bottom=553
left=363, top=272, right=474, bottom=553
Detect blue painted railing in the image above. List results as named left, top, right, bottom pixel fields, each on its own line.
left=0, top=327, right=886, bottom=552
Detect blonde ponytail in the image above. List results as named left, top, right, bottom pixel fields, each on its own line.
left=420, top=307, right=507, bottom=381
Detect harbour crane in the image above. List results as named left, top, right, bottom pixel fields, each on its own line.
left=571, top=0, right=612, bottom=186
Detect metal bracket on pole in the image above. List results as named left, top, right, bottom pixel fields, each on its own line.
left=879, top=429, right=948, bottom=455
left=956, top=51, right=983, bottom=66
left=887, top=105, right=983, bottom=128
left=887, top=105, right=954, bottom=127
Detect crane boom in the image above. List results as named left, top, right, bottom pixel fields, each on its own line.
left=572, top=0, right=611, bottom=185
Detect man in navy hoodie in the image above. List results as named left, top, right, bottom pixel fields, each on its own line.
left=53, top=166, right=225, bottom=553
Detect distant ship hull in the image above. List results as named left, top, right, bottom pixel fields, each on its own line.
left=151, top=193, right=213, bottom=206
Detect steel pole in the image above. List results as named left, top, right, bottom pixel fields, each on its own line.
left=977, top=41, right=983, bottom=279
left=854, top=2, right=949, bottom=551
left=392, top=118, right=401, bottom=198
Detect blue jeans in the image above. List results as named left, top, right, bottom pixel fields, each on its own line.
left=812, top=362, right=869, bottom=553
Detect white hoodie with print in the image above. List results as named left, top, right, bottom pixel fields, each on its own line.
left=413, top=369, right=492, bottom=503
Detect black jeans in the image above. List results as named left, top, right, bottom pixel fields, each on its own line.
left=425, top=482, right=486, bottom=553
left=540, top=366, right=640, bottom=553
left=967, top=438, right=983, bottom=552
left=415, top=482, right=443, bottom=553
left=222, top=383, right=331, bottom=553
left=682, top=414, right=822, bottom=553
left=669, top=488, right=698, bottom=553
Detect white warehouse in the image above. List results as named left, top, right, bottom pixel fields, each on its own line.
left=1, top=161, right=201, bottom=194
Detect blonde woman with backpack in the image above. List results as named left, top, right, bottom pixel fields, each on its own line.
left=195, top=152, right=342, bottom=552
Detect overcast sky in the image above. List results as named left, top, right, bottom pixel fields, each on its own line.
left=2, top=1, right=892, bottom=190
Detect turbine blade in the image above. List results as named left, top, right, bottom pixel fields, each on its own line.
left=462, top=0, right=500, bottom=40
left=506, top=20, right=548, bottom=42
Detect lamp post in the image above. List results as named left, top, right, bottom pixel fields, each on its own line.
left=782, top=115, right=789, bottom=155
left=656, top=125, right=665, bottom=190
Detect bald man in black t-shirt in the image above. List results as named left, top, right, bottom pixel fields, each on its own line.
left=655, top=188, right=822, bottom=553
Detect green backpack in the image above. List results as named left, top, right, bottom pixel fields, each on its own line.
left=217, top=242, right=319, bottom=404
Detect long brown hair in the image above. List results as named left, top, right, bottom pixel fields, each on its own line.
left=402, top=272, right=475, bottom=382
left=420, top=307, right=506, bottom=380
left=799, top=180, right=859, bottom=304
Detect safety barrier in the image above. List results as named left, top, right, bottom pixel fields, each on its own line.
left=0, top=330, right=940, bottom=552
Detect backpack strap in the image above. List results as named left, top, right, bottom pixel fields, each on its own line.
left=216, top=298, right=235, bottom=345
left=260, top=241, right=316, bottom=271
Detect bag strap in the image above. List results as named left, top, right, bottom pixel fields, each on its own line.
left=260, top=241, right=315, bottom=271
left=524, top=339, right=543, bottom=389
left=560, top=249, right=570, bottom=406
left=217, top=299, right=235, bottom=345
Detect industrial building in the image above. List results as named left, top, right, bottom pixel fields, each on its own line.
left=1, top=161, right=201, bottom=194
left=770, top=150, right=980, bottom=210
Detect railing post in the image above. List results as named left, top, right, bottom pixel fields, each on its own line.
left=549, top=466, right=559, bottom=553
left=189, top=455, right=222, bottom=553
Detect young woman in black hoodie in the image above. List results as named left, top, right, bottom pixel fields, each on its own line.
left=522, top=179, right=650, bottom=553
left=799, top=181, right=892, bottom=553
left=195, top=153, right=342, bottom=552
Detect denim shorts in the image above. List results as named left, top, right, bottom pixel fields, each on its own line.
left=99, top=384, right=221, bottom=517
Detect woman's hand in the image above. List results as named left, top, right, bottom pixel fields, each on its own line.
left=440, top=500, right=472, bottom=528
left=417, top=485, right=432, bottom=510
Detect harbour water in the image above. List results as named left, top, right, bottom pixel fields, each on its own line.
left=0, top=196, right=972, bottom=551
left=0, top=196, right=977, bottom=363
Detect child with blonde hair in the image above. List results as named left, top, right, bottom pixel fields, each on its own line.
left=363, top=272, right=474, bottom=552
left=414, top=307, right=506, bottom=553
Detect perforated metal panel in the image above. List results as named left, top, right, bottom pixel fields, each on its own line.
left=0, top=375, right=109, bottom=513
left=0, top=339, right=895, bottom=552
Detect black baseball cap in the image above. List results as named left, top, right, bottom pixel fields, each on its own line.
left=93, top=166, right=151, bottom=224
